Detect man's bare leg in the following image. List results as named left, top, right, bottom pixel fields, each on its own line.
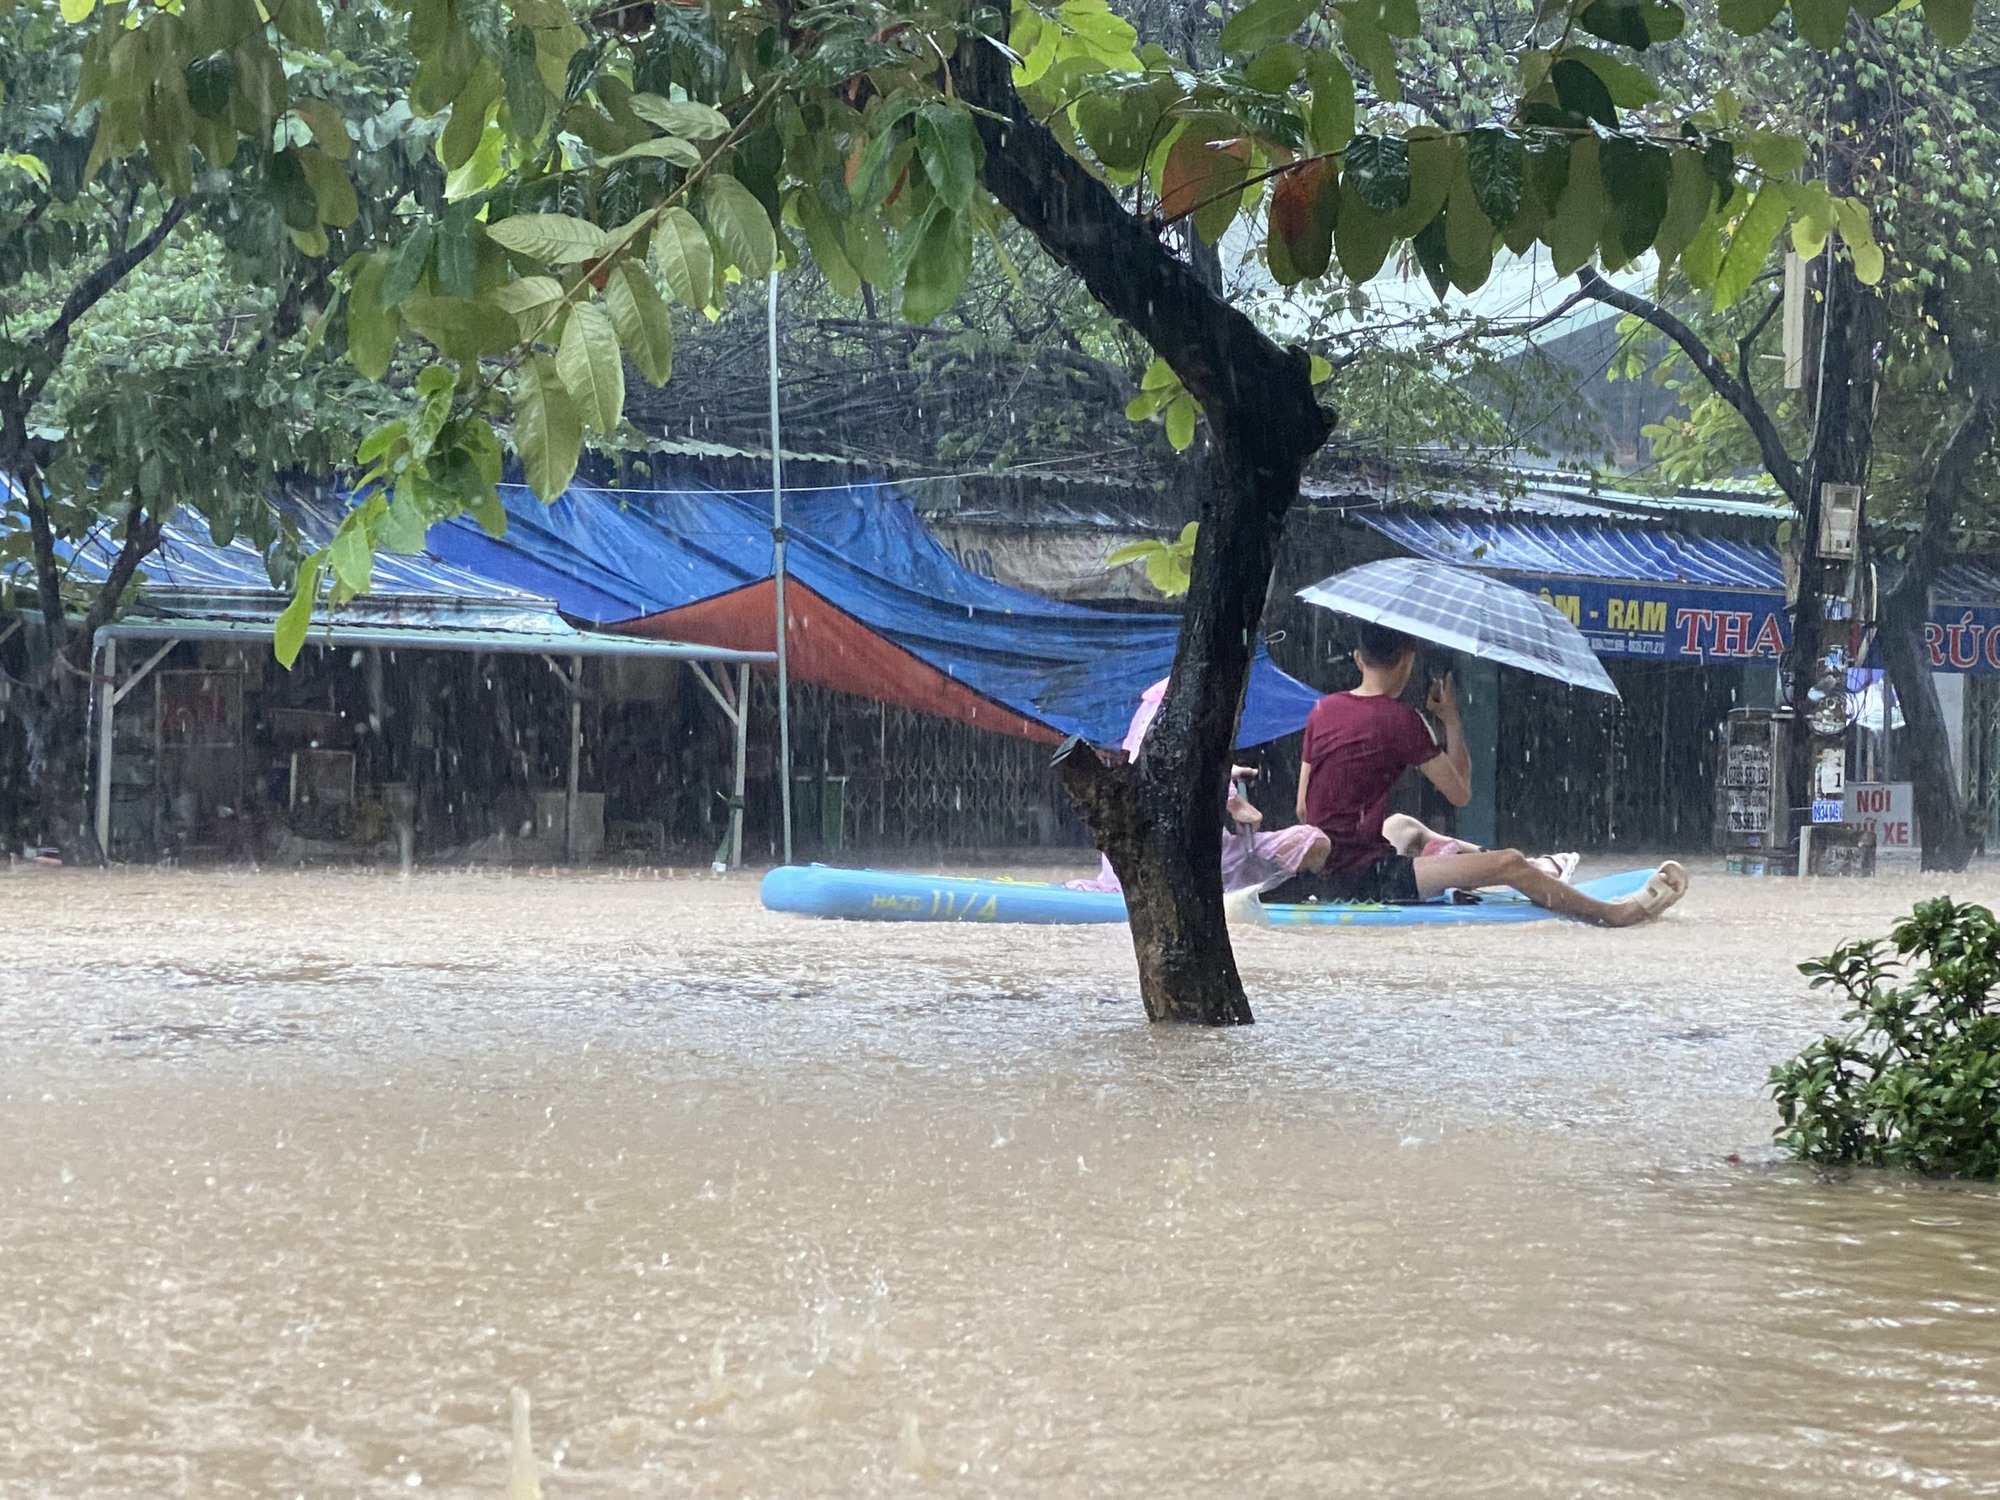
left=1384, top=812, right=1579, bottom=882
left=1412, top=849, right=1682, bottom=927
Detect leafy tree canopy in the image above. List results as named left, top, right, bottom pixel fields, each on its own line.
left=40, top=0, right=1980, bottom=663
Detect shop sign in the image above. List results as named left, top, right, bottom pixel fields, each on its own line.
left=1512, top=576, right=1790, bottom=663
left=1844, top=782, right=1919, bottom=864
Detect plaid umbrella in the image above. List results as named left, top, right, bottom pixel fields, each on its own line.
left=1298, top=557, right=1620, bottom=697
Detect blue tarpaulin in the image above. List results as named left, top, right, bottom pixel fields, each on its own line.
left=428, top=480, right=1322, bottom=747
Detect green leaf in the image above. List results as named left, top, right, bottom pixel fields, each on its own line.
left=275, top=556, right=323, bottom=669
left=1681, top=212, right=1726, bottom=290
left=297, top=146, right=358, bottom=228
left=915, top=103, right=980, bottom=213
left=268, top=149, right=323, bottom=232
left=1550, top=58, right=1618, bottom=126
left=1304, top=51, right=1355, bottom=156
left=435, top=225, right=478, bottom=299
left=651, top=206, right=714, bottom=308
left=292, top=97, right=350, bottom=160
left=1653, top=147, right=1715, bottom=271
left=329, top=522, right=373, bottom=597
left=1547, top=137, right=1604, bottom=275
left=1245, top=42, right=1305, bottom=92
left=61, top=0, right=96, bottom=21
left=1336, top=4, right=1400, bottom=100
left=400, top=295, right=518, bottom=361
left=382, top=223, right=436, bottom=308
left=1219, top=0, right=1319, bottom=55
left=557, top=301, right=625, bottom=434
left=1164, top=393, right=1198, bottom=451
left=485, top=213, right=611, bottom=264
left=1712, top=185, right=1789, bottom=308
left=271, top=0, right=326, bottom=49
left=1923, top=0, right=1973, bottom=46
left=1599, top=138, right=1671, bottom=262
left=629, top=94, right=731, bottom=140
left=346, top=254, right=397, bottom=380
left=1344, top=133, right=1410, bottom=214
left=489, top=275, right=567, bottom=337
left=185, top=52, right=235, bottom=120
left=605, top=136, right=703, bottom=168
left=1465, top=128, right=1524, bottom=227
left=796, top=190, right=861, bottom=299
left=514, top=354, right=582, bottom=500
left=1577, top=0, right=1652, bottom=49
left=1389, top=132, right=1456, bottom=238
left=1572, top=48, right=1659, bottom=108
left=1746, top=129, right=1807, bottom=179
left=704, top=174, right=777, bottom=278
left=1334, top=180, right=1394, bottom=280
left=607, top=262, right=674, bottom=385
left=441, top=58, right=502, bottom=172
left=1790, top=0, right=1850, bottom=49
left=1443, top=166, right=1494, bottom=289
left=902, top=209, right=972, bottom=324
left=1716, top=0, right=1785, bottom=30
left=502, top=26, right=548, bottom=139
left=381, top=486, right=430, bottom=554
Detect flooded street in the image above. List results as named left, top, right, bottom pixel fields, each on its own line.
left=5, top=860, right=2000, bottom=1497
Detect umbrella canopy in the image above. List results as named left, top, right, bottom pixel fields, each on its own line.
left=1298, top=557, right=1620, bottom=697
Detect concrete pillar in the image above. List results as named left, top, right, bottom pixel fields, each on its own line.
left=1934, top=670, right=1967, bottom=793
left=1456, top=655, right=1500, bottom=848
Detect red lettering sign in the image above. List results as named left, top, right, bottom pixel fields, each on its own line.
left=1716, top=613, right=1751, bottom=655
left=1676, top=608, right=1715, bottom=656
left=1749, top=613, right=1786, bottom=658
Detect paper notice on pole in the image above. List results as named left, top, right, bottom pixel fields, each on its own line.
left=1844, top=782, right=1920, bottom=869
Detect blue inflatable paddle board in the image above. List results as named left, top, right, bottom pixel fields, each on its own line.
left=759, top=865, right=1656, bottom=927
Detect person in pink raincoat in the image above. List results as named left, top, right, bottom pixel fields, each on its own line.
left=1066, top=678, right=1331, bottom=895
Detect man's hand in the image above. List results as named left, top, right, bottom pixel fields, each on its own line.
left=1426, top=671, right=1460, bottom=722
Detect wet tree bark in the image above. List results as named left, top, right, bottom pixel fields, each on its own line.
left=954, top=35, right=1335, bottom=1025
left=1877, top=351, right=2000, bottom=871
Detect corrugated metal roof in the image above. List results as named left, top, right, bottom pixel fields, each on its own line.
left=1363, top=513, right=1785, bottom=590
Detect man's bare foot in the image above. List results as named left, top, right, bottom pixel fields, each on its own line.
left=1223, top=885, right=1270, bottom=928
left=1607, top=861, right=1688, bottom=926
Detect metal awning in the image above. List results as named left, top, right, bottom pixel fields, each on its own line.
left=94, top=615, right=773, bottom=662
left=1363, top=513, right=1783, bottom=591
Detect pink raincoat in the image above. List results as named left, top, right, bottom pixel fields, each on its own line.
left=1067, top=678, right=1328, bottom=894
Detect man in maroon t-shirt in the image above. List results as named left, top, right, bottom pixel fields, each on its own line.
left=1266, top=623, right=1687, bottom=926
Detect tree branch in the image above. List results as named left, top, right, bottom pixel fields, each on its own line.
left=1575, top=266, right=1803, bottom=504
left=1735, top=290, right=1784, bottom=418
left=1895, top=351, right=2000, bottom=602
left=28, top=196, right=193, bottom=406
left=951, top=34, right=1330, bottom=461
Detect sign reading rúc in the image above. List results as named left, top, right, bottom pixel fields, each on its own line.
left=1518, top=576, right=1790, bottom=663
left=1844, top=782, right=1919, bottom=863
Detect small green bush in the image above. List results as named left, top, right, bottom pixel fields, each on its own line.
left=1771, top=896, right=2000, bottom=1178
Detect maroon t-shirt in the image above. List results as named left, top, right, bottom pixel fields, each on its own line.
left=1300, top=691, right=1441, bottom=873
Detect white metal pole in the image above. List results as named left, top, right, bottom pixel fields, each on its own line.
left=769, top=266, right=793, bottom=865
left=731, top=661, right=749, bottom=868
left=93, top=636, right=116, bottom=856
left=566, top=655, right=582, bottom=864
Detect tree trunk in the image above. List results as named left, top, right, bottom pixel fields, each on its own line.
left=1878, top=581, right=1973, bottom=870
left=1875, top=350, right=2000, bottom=871
left=954, top=34, right=1334, bottom=1024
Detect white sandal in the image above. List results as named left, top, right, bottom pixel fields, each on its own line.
left=1628, top=861, right=1689, bottom=921
left=1532, top=852, right=1580, bottom=884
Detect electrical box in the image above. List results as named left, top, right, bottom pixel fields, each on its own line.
left=1819, top=483, right=1861, bottom=559
left=1714, top=709, right=1792, bottom=853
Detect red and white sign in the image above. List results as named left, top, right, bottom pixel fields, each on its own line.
left=1844, top=782, right=1919, bottom=864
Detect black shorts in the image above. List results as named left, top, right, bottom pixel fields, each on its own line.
left=1261, top=853, right=1421, bottom=906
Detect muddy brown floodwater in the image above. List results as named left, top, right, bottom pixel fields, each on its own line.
left=5, top=857, right=2000, bottom=1497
